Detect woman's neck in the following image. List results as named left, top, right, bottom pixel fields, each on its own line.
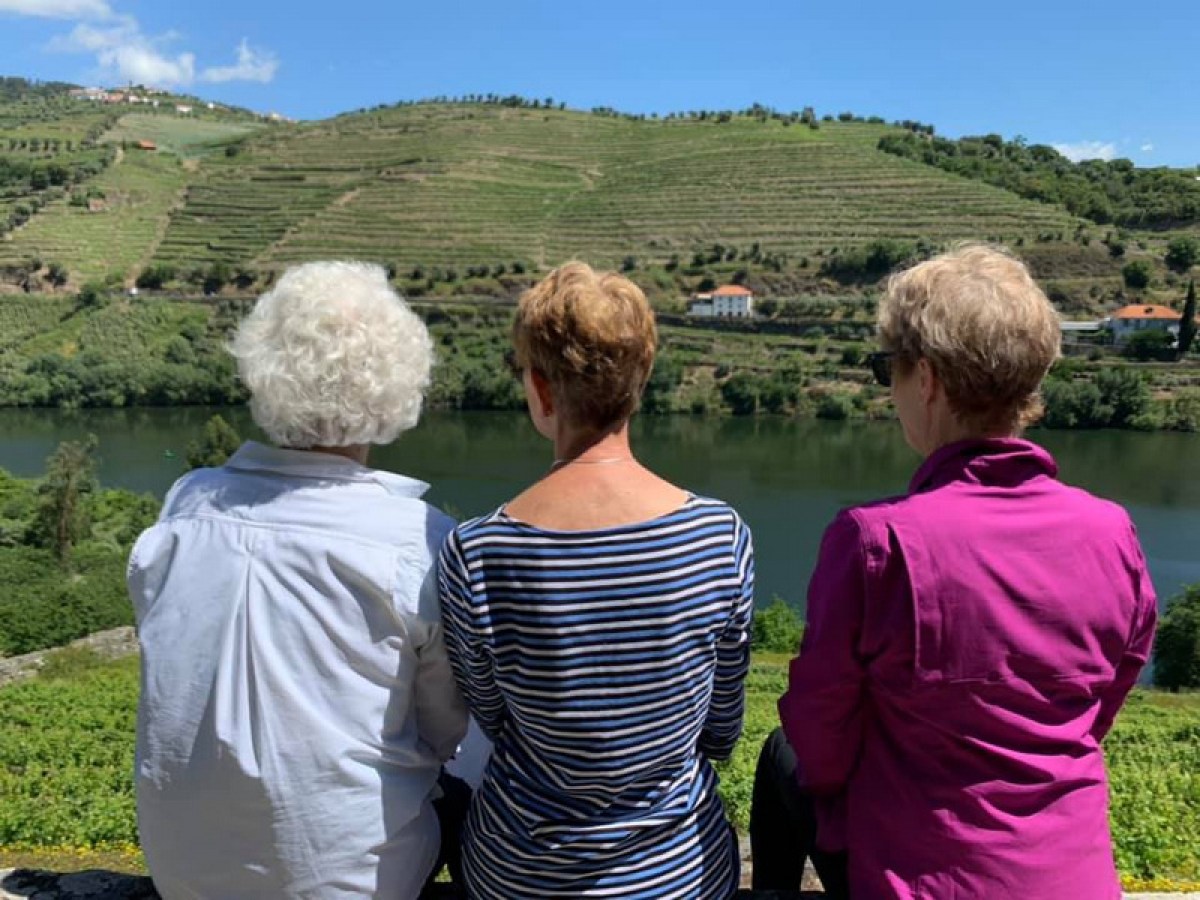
left=301, top=444, right=370, bottom=465
left=552, top=422, right=633, bottom=466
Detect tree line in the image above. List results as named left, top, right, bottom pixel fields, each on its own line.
left=878, top=132, right=1200, bottom=229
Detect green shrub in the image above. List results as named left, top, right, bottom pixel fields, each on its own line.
left=751, top=598, right=804, bottom=653
left=816, top=392, right=852, bottom=420
left=1154, top=584, right=1200, bottom=691
left=1123, top=260, right=1153, bottom=290
left=1123, top=329, right=1175, bottom=361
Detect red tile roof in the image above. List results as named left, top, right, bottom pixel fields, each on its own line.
left=1112, top=304, right=1180, bottom=320
left=713, top=285, right=753, bottom=296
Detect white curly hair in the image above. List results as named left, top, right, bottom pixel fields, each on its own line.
left=229, top=261, right=433, bottom=448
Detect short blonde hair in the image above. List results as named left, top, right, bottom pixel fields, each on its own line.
left=512, top=262, right=657, bottom=429
left=230, top=261, right=433, bottom=448
left=878, top=244, right=1061, bottom=432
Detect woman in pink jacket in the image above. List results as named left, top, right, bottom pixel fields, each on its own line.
left=757, top=244, right=1157, bottom=899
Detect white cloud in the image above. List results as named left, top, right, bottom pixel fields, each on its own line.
left=1140, top=143, right=1154, bottom=153
left=0, top=0, right=111, bottom=19
left=33, top=2, right=277, bottom=89
left=51, top=20, right=196, bottom=87
left=1052, top=141, right=1117, bottom=163
left=201, top=39, right=278, bottom=84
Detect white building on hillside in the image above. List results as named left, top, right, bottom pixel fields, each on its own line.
left=1104, top=304, right=1181, bottom=344
left=688, top=284, right=755, bottom=318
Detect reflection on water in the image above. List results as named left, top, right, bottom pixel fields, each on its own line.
left=0, top=407, right=1197, bottom=610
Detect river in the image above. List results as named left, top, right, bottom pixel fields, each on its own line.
left=0, top=407, right=1196, bottom=610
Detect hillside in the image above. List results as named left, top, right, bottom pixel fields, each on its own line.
left=0, top=89, right=1195, bottom=319
left=2, top=95, right=1102, bottom=289
left=148, top=104, right=1080, bottom=274
left=0, top=79, right=268, bottom=287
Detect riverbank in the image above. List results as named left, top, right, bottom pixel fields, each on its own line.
left=0, top=294, right=1197, bottom=431
left=0, top=642, right=1197, bottom=892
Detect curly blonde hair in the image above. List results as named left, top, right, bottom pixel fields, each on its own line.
left=229, top=261, right=433, bottom=448
left=512, top=262, right=657, bottom=429
left=878, top=244, right=1061, bottom=432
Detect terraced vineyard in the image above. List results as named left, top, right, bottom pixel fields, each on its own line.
left=151, top=105, right=1082, bottom=274
left=0, top=150, right=189, bottom=285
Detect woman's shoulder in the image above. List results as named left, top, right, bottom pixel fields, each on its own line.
left=451, top=494, right=745, bottom=544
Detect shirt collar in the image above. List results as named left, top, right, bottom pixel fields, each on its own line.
left=224, top=441, right=431, bottom=499
left=908, top=437, right=1058, bottom=495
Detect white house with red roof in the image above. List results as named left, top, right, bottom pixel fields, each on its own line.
left=688, top=284, right=755, bottom=318
left=1104, top=304, right=1181, bottom=344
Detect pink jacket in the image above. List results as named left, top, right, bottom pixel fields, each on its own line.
left=779, top=439, right=1157, bottom=899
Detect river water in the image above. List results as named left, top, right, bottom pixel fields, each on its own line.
left=0, top=407, right=1196, bottom=611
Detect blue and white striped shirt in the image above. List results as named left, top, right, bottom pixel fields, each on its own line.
left=439, top=495, right=754, bottom=899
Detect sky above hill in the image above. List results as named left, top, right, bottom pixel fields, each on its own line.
left=1, top=0, right=1196, bottom=167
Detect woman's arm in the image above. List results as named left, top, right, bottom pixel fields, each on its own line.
left=699, top=514, right=755, bottom=761
left=778, top=510, right=868, bottom=795
left=1092, top=525, right=1158, bottom=741
left=438, top=530, right=508, bottom=742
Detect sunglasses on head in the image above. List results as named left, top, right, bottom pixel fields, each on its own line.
left=866, top=351, right=895, bottom=387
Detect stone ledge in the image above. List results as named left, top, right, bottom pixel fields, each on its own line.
left=0, top=869, right=821, bottom=898
left=3, top=869, right=1195, bottom=898
left=0, top=627, right=138, bottom=689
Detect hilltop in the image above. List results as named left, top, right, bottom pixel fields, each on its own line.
left=0, top=87, right=1196, bottom=315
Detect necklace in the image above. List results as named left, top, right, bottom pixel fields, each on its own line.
left=550, top=456, right=634, bottom=470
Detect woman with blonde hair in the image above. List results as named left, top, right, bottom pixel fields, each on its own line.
left=439, top=262, right=753, bottom=898
left=756, top=244, right=1157, bottom=899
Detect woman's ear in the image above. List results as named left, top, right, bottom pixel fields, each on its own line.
left=916, top=357, right=939, bottom=408
left=529, top=369, right=555, bottom=418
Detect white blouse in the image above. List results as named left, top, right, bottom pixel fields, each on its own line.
left=129, top=442, right=468, bottom=899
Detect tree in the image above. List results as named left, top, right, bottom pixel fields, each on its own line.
left=203, top=261, right=233, bottom=295
left=720, top=372, right=760, bottom=415
left=75, top=281, right=106, bottom=309
left=46, top=261, right=68, bottom=287
left=136, top=263, right=176, bottom=290
left=1121, top=260, right=1152, bottom=290
left=29, top=436, right=97, bottom=563
left=1165, top=237, right=1199, bottom=274
left=1123, top=329, right=1174, bottom=361
left=1153, top=584, right=1200, bottom=691
left=1096, top=367, right=1150, bottom=426
left=186, top=414, right=242, bottom=470
left=1178, top=280, right=1197, bottom=358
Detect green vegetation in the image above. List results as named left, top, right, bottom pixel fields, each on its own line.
left=147, top=103, right=1076, bottom=280
left=1, top=292, right=1198, bottom=430
left=1, top=652, right=1195, bottom=891
left=749, top=598, right=805, bottom=654
left=0, top=456, right=156, bottom=657
left=0, top=150, right=191, bottom=287
left=100, top=114, right=263, bottom=160
left=0, top=293, right=245, bottom=408
left=1180, top=280, right=1198, bottom=358
left=1154, top=585, right=1200, bottom=691
left=29, top=436, right=97, bottom=562
left=185, top=414, right=243, bottom=470
left=877, top=131, right=1200, bottom=229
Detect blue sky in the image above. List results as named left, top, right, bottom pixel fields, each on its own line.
left=2, top=0, right=1196, bottom=167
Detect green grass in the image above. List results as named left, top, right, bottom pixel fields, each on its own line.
left=0, top=653, right=1195, bottom=889
left=101, top=113, right=263, bottom=159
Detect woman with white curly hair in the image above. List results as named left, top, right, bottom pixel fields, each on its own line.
left=129, top=261, right=469, bottom=899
